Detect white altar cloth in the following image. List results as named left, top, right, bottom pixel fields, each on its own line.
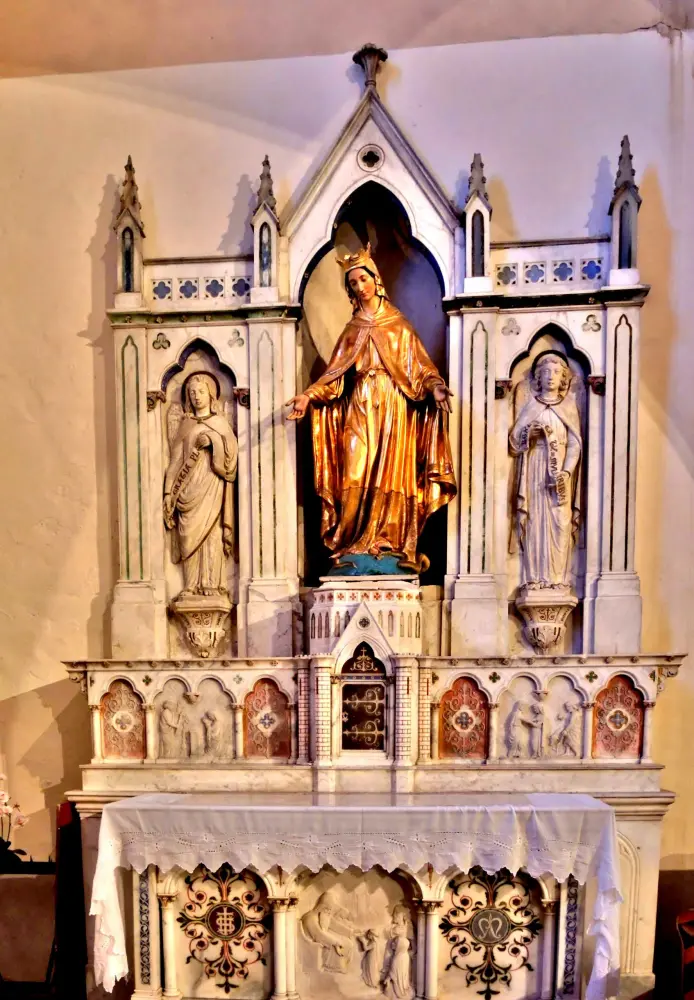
left=91, top=791, right=621, bottom=999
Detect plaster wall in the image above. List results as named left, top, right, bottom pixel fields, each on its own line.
left=0, top=30, right=693, bottom=863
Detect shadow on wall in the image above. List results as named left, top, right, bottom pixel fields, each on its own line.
left=586, top=155, right=613, bottom=236
left=76, top=174, right=121, bottom=659
left=218, top=173, right=255, bottom=256
left=487, top=176, right=518, bottom=243
left=0, top=679, right=90, bottom=859
left=636, top=166, right=677, bottom=652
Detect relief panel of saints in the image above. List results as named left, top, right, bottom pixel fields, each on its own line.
left=383, top=904, right=415, bottom=1000
left=164, top=372, right=238, bottom=598
left=287, top=244, right=456, bottom=575
left=301, top=890, right=355, bottom=973
left=509, top=351, right=583, bottom=591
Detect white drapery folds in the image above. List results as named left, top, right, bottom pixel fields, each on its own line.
left=90, top=791, right=620, bottom=1000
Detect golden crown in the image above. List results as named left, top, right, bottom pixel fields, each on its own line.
left=337, top=242, right=376, bottom=274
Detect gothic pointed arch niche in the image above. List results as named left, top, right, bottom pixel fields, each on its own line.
left=298, top=180, right=449, bottom=586
left=506, top=323, right=592, bottom=654
left=160, top=338, right=241, bottom=653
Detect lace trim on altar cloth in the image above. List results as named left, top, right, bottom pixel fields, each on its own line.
left=90, top=794, right=621, bottom=1000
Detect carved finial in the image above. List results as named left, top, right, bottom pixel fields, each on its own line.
left=257, top=155, right=277, bottom=215
left=352, top=44, right=388, bottom=93
left=466, top=153, right=491, bottom=212
left=610, top=135, right=641, bottom=212
left=114, top=154, right=145, bottom=234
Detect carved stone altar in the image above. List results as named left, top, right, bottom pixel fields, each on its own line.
left=66, top=43, right=683, bottom=1000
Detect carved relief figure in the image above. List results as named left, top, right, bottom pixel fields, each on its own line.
left=159, top=699, right=184, bottom=757
left=357, top=928, right=383, bottom=989
left=383, top=904, right=414, bottom=1000
left=301, top=890, right=355, bottom=973
left=164, top=372, right=238, bottom=597
left=506, top=700, right=544, bottom=758
left=287, top=244, right=456, bottom=574
left=202, top=711, right=223, bottom=756
left=550, top=701, right=581, bottom=756
left=509, top=352, right=583, bottom=589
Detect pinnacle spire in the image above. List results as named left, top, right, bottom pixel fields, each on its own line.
left=257, top=155, right=277, bottom=215
left=352, top=44, right=388, bottom=94
left=610, top=135, right=641, bottom=213
left=114, top=154, right=145, bottom=234
left=466, top=153, right=491, bottom=213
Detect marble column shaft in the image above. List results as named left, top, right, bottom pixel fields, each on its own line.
left=158, top=894, right=180, bottom=998
left=90, top=704, right=103, bottom=761
left=270, top=898, right=289, bottom=1000
left=423, top=902, right=441, bottom=1000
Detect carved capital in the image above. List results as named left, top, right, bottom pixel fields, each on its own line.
left=421, top=901, right=442, bottom=914
left=147, top=389, right=166, bottom=411
left=587, top=375, right=606, bottom=396
left=495, top=379, right=513, bottom=399
left=541, top=899, right=558, bottom=915
left=233, top=386, right=250, bottom=408
left=268, top=897, right=290, bottom=912
left=68, top=667, right=88, bottom=696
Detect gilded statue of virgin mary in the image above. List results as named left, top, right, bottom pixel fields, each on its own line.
left=287, top=244, right=456, bottom=574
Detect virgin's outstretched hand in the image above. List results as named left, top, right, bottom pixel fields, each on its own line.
left=286, top=393, right=310, bottom=420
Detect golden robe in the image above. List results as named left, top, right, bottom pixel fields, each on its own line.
left=305, top=299, right=456, bottom=572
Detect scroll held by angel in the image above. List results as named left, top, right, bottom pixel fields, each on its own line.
left=509, top=351, right=583, bottom=590
left=287, top=244, right=456, bottom=575
left=164, top=372, right=238, bottom=598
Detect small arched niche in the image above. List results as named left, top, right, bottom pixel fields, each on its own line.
left=194, top=678, right=236, bottom=760
left=154, top=678, right=191, bottom=759
left=298, top=181, right=449, bottom=585
left=544, top=675, right=584, bottom=758
left=592, top=674, right=644, bottom=758
left=340, top=642, right=387, bottom=753
left=100, top=679, right=145, bottom=759
left=498, top=675, right=543, bottom=760
left=160, top=340, right=239, bottom=627
left=244, top=679, right=291, bottom=760
left=506, top=324, right=591, bottom=654
left=439, top=677, right=490, bottom=759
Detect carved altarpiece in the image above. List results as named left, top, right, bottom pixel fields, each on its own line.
left=65, top=45, right=684, bottom=1000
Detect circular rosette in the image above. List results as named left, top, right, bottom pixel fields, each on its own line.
left=250, top=709, right=280, bottom=736
left=469, top=907, right=511, bottom=945
left=606, top=708, right=631, bottom=732
left=451, top=707, right=478, bottom=735
left=110, top=710, right=134, bottom=733
left=206, top=902, right=245, bottom=940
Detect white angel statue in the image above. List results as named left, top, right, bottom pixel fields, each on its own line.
left=509, top=351, right=583, bottom=589
left=163, top=372, right=238, bottom=597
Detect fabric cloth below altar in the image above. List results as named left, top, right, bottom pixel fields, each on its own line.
left=90, top=791, right=621, bottom=999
